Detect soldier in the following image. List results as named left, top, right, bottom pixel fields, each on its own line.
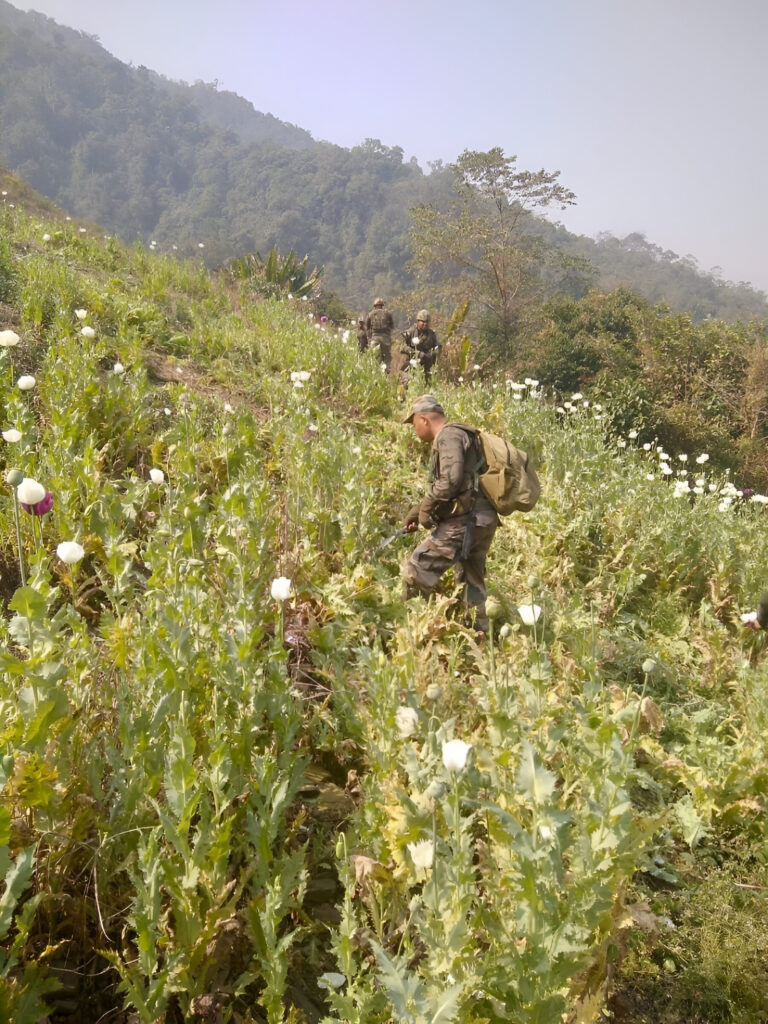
left=400, top=309, right=441, bottom=385
left=356, top=315, right=369, bottom=352
left=365, top=297, right=394, bottom=371
left=401, top=394, right=498, bottom=634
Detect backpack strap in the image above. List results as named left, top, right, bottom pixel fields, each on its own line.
left=446, top=423, right=486, bottom=497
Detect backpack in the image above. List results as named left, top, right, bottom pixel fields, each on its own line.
left=473, top=429, right=541, bottom=515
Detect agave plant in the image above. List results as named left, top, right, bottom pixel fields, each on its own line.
left=228, top=246, right=322, bottom=299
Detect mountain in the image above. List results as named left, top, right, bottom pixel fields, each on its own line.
left=0, top=0, right=766, bottom=322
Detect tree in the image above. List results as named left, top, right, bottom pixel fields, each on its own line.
left=409, top=147, right=578, bottom=356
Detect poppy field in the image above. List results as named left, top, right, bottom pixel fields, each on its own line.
left=1, top=193, right=767, bottom=1023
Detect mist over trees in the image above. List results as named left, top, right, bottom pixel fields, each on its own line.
left=0, top=0, right=765, bottom=323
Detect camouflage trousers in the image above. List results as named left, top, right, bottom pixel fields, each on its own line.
left=393, top=349, right=435, bottom=388
left=370, top=333, right=392, bottom=371
left=401, top=514, right=497, bottom=631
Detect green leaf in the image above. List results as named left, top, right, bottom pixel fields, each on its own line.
left=516, top=743, right=557, bottom=805
left=0, top=847, right=35, bottom=941
left=430, top=983, right=464, bottom=1023
left=370, top=940, right=420, bottom=1021
left=8, top=586, right=47, bottom=621
left=674, top=795, right=709, bottom=850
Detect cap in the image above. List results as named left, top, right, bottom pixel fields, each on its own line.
left=403, top=394, right=445, bottom=423
left=416, top=309, right=430, bottom=322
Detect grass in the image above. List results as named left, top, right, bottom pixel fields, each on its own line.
left=0, top=179, right=767, bottom=1022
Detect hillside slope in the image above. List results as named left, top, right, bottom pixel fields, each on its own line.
left=1, top=179, right=768, bottom=1022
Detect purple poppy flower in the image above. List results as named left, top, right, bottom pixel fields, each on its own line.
left=21, top=491, right=54, bottom=516
left=320, top=315, right=329, bottom=323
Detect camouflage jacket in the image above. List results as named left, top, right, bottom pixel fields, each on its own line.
left=402, top=325, right=440, bottom=363
left=421, top=423, right=494, bottom=522
left=366, top=308, right=394, bottom=335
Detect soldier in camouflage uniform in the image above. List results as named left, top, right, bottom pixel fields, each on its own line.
left=401, top=394, right=498, bottom=633
left=398, top=309, right=441, bottom=386
left=357, top=315, right=369, bottom=352
left=365, top=297, right=394, bottom=371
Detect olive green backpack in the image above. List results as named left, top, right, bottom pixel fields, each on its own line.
left=465, top=427, right=541, bottom=515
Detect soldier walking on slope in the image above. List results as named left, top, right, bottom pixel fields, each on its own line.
left=398, top=309, right=441, bottom=387
left=365, top=297, right=394, bottom=371
left=401, top=394, right=498, bottom=634
left=356, top=315, right=369, bottom=352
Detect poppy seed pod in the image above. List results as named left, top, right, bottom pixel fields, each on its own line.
left=5, top=468, right=24, bottom=487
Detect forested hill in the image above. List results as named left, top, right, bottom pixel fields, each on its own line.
left=1, top=0, right=766, bottom=322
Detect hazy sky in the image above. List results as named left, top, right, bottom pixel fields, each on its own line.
left=14, top=0, right=768, bottom=292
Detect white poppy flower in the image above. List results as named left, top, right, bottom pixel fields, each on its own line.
left=571, top=392, right=583, bottom=401
left=80, top=326, right=95, bottom=338
left=741, top=611, right=758, bottom=624
left=290, top=370, right=311, bottom=383
left=628, top=429, right=638, bottom=439
left=395, top=706, right=419, bottom=738
left=696, top=453, right=710, bottom=464
left=149, top=468, right=165, bottom=484
left=270, top=576, right=292, bottom=601
left=442, top=738, right=472, bottom=773
left=0, top=330, right=20, bottom=347
left=74, top=309, right=87, bottom=320
left=42, top=233, right=51, bottom=241
left=2, top=429, right=21, bottom=442
left=517, top=603, right=542, bottom=626
left=16, top=478, right=46, bottom=505
left=407, top=839, right=434, bottom=870
left=17, top=375, right=36, bottom=391
left=57, top=541, right=85, bottom=565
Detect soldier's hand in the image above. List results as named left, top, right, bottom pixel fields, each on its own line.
left=403, top=505, right=421, bottom=531
left=418, top=507, right=436, bottom=529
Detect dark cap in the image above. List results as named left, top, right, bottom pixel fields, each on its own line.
left=403, top=394, right=445, bottom=423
